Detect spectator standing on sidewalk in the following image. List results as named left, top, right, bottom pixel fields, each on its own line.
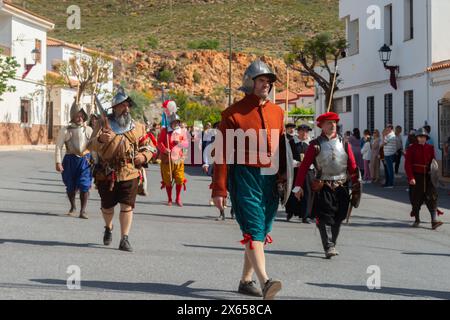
left=382, top=125, right=397, bottom=188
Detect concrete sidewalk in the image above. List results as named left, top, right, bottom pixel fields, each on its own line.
left=0, top=145, right=55, bottom=152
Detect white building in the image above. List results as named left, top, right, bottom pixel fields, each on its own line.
left=46, top=38, right=115, bottom=141
left=316, top=0, right=450, bottom=168
left=0, top=0, right=54, bottom=145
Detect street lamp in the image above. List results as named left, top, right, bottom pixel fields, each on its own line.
left=22, top=48, right=41, bottom=79
left=378, top=44, right=399, bottom=90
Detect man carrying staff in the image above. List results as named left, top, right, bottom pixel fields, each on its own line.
left=55, top=100, right=93, bottom=219
left=405, top=128, right=443, bottom=230
left=89, top=88, right=156, bottom=252
left=212, top=59, right=284, bottom=300
left=293, top=112, right=361, bottom=259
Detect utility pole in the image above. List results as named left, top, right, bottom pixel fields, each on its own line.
left=228, top=33, right=232, bottom=108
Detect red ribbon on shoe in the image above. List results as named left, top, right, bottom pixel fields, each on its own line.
left=264, top=234, right=273, bottom=246
left=437, top=209, right=444, bottom=216
left=240, top=234, right=254, bottom=250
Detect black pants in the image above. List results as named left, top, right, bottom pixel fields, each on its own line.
left=313, top=184, right=350, bottom=251
left=394, top=150, right=402, bottom=174
left=285, top=169, right=314, bottom=219
left=410, top=173, right=437, bottom=220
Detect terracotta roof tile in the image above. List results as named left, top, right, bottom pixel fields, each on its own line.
left=427, top=59, right=450, bottom=72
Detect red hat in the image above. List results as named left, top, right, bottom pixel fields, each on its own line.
left=316, top=112, right=340, bottom=128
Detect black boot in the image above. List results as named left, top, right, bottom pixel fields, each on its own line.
left=216, top=210, right=225, bottom=221
left=230, top=207, right=235, bottom=220
left=79, top=192, right=89, bottom=219
left=67, top=191, right=76, bottom=216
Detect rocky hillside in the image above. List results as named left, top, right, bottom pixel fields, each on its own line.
left=119, top=49, right=313, bottom=103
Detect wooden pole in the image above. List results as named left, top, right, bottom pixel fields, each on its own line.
left=285, top=66, right=289, bottom=124
left=326, top=66, right=338, bottom=113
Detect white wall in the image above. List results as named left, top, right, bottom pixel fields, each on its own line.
left=338, top=0, right=429, bottom=90
left=0, top=16, right=47, bottom=125
left=431, top=0, right=450, bottom=63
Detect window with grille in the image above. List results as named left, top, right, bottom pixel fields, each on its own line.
left=404, top=0, right=414, bottom=40
left=384, top=93, right=393, bottom=127
left=367, top=96, right=375, bottom=132
left=20, top=99, right=31, bottom=124
left=346, top=96, right=352, bottom=112
left=404, top=90, right=414, bottom=133
left=347, top=18, right=359, bottom=56
left=384, top=4, right=393, bottom=46
left=333, top=97, right=344, bottom=113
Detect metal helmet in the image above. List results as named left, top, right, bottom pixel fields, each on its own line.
left=415, top=127, right=430, bottom=139
left=168, top=113, right=180, bottom=124
left=239, top=59, right=277, bottom=94
left=111, top=87, right=136, bottom=108
left=69, top=99, right=88, bottom=123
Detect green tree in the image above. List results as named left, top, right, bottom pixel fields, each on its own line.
left=286, top=33, right=347, bottom=112
left=0, top=49, right=20, bottom=101
left=128, top=90, right=151, bottom=120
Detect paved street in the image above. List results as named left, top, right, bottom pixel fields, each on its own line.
left=0, top=151, right=449, bottom=300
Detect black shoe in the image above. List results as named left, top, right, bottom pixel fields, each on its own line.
left=238, top=280, right=262, bottom=297
left=262, top=279, right=282, bottom=300
left=286, top=212, right=294, bottom=222
left=119, top=235, right=133, bottom=252
left=302, top=218, right=312, bottom=224
left=103, top=226, right=112, bottom=246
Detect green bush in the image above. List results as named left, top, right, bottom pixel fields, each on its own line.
left=158, top=69, right=175, bottom=82
left=128, top=90, right=151, bottom=119
left=289, top=107, right=315, bottom=116
left=187, top=39, right=220, bottom=50
left=146, top=36, right=158, bottom=49
left=193, top=70, right=201, bottom=84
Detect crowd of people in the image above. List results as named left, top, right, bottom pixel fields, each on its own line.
left=53, top=59, right=445, bottom=301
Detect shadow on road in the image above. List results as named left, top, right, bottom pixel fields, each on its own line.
left=306, top=282, right=450, bottom=299
left=402, top=251, right=450, bottom=257
left=0, top=187, right=65, bottom=195
left=138, top=200, right=213, bottom=208
left=184, top=166, right=205, bottom=177
left=134, top=212, right=220, bottom=222
left=22, top=181, right=62, bottom=187
left=0, top=209, right=61, bottom=217
left=30, top=279, right=237, bottom=300
left=183, top=244, right=324, bottom=259
left=28, top=177, right=61, bottom=182
left=0, top=238, right=103, bottom=249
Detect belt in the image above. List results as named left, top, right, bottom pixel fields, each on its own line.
left=68, top=150, right=90, bottom=157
